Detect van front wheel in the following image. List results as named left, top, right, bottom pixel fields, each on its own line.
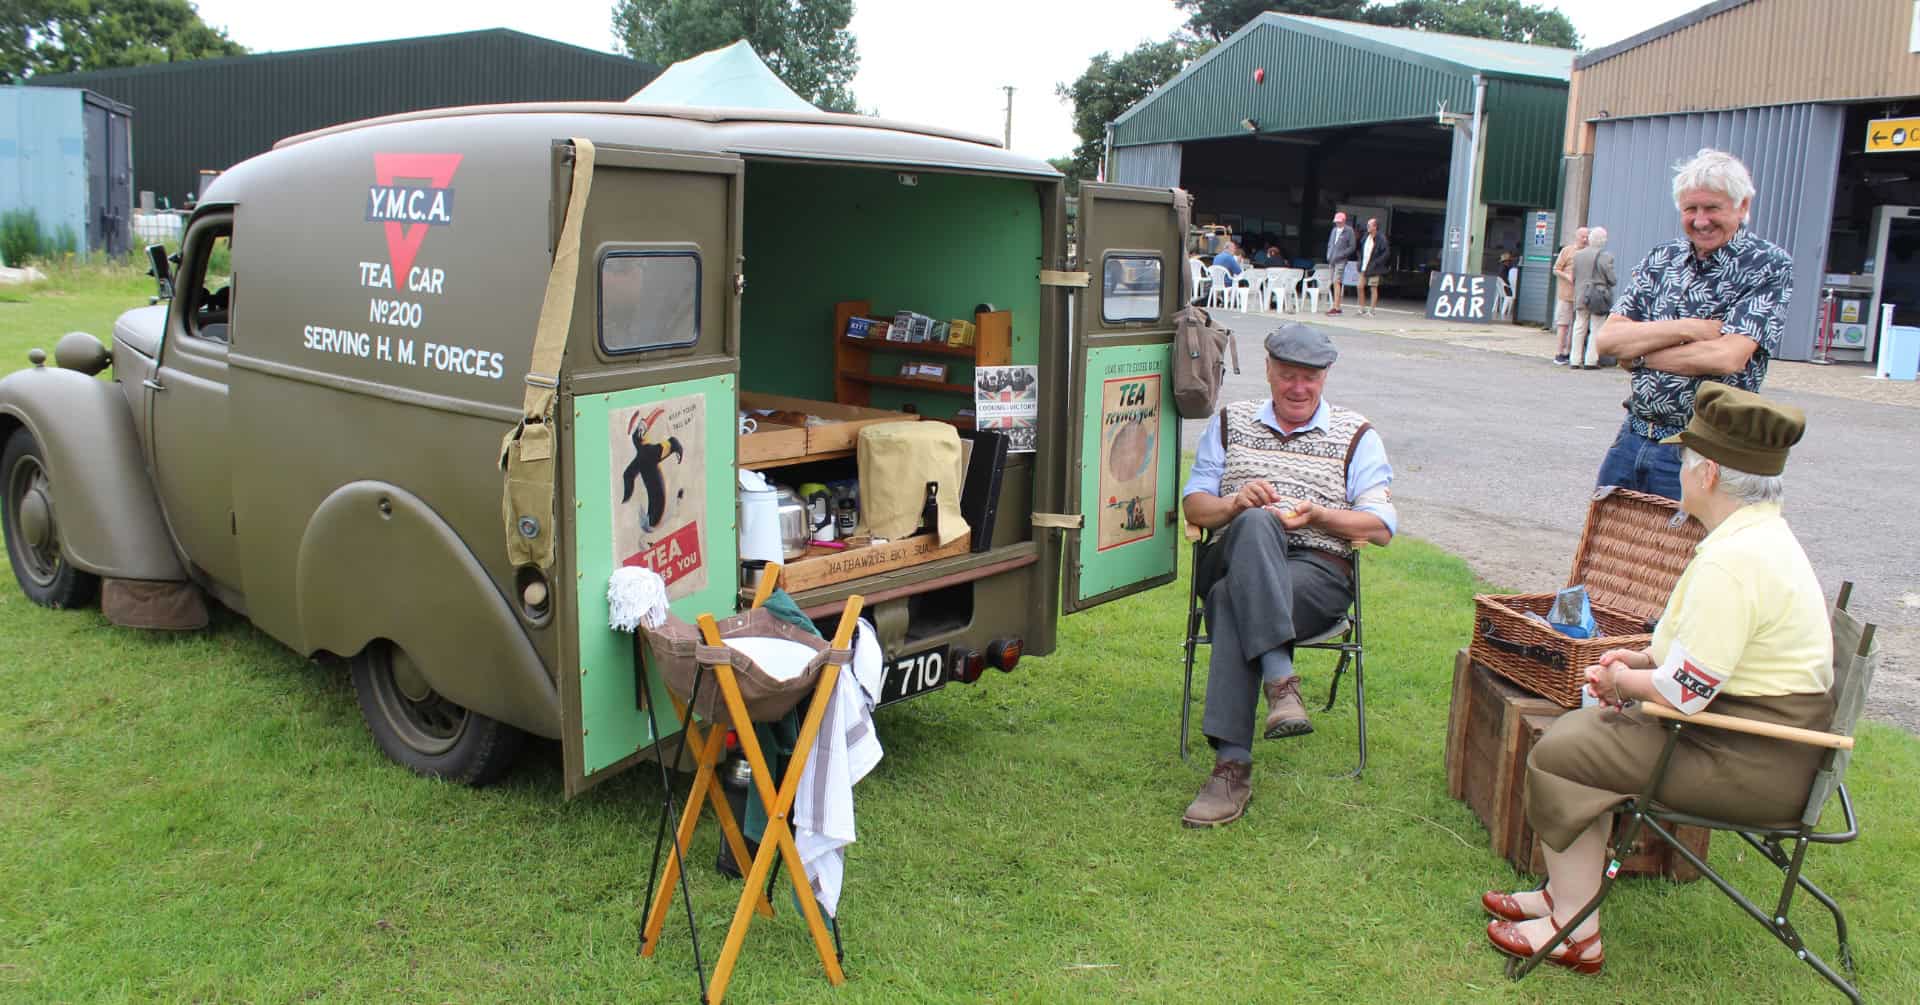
left=350, top=640, right=523, bottom=786
left=2, top=428, right=100, bottom=609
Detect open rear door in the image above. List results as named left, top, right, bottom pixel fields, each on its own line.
left=558, top=142, right=744, bottom=796
left=1059, top=183, right=1183, bottom=613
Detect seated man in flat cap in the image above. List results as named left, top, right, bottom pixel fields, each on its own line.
left=1180, top=323, right=1396, bottom=828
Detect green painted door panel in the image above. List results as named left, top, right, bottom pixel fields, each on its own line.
left=1062, top=183, right=1182, bottom=612
left=572, top=375, right=738, bottom=779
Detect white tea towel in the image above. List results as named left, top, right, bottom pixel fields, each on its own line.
left=791, top=621, right=884, bottom=917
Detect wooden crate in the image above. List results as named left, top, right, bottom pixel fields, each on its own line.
left=1444, top=649, right=1709, bottom=881
left=736, top=421, right=807, bottom=466
left=738, top=391, right=919, bottom=458
left=772, top=532, right=971, bottom=593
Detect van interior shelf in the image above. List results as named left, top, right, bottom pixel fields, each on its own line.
left=832, top=299, right=1012, bottom=411
left=840, top=335, right=978, bottom=358
left=837, top=370, right=972, bottom=395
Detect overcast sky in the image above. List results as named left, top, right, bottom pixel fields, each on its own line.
left=190, top=0, right=1684, bottom=159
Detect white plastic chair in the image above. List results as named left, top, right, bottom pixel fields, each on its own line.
left=1493, top=277, right=1515, bottom=320
left=1268, top=268, right=1304, bottom=312
left=1187, top=257, right=1208, bottom=304
left=1300, top=265, right=1332, bottom=313
left=1206, top=265, right=1250, bottom=311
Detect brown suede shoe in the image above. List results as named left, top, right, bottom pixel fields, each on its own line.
left=1263, top=676, right=1313, bottom=739
left=1181, top=760, right=1252, bottom=828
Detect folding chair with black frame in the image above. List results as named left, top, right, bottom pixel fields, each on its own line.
left=1178, top=521, right=1368, bottom=776
left=1508, top=582, right=1880, bottom=1003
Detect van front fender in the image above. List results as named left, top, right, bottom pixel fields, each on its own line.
left=294, top=481, right=561, bottom=739
left=0, top=364, right=187, bottom=581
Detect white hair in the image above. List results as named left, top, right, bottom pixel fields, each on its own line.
left=1587, top=226, right=1608, bottom=248
left=1672, top=148, right=1755, bottom=210
left=1682, top=446, right=1783, bottom=505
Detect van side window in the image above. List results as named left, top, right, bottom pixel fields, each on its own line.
left=599, top=250, right=699, bottom=353
left=1101, top=253, right=1162, bottom=324
left=194, top=235, right=234, bottom=343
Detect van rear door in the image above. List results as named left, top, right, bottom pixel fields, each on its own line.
left=1058, top=183, right=1182, bottom=613
left=556, top=143, right=743, bottom=796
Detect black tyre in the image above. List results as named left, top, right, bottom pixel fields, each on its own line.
left=1, top=427, right=100, bottom=609
left=349, top=639, right=524, bottom=786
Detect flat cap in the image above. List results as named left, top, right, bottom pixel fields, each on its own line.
left=1264, top=323, right=1337, bottom=369
left=1659, top=383, right=1805, bottom=476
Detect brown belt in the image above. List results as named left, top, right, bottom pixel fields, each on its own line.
left=1300, top=547, right=1352, bottom=580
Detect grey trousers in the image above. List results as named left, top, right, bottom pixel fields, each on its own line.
left=1196, top=509, right=1354, bottom=752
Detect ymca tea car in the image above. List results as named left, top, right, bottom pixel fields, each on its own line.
left=0, top=101, right=1186, bottom=794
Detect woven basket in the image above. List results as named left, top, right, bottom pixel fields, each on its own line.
left=1470, top=488, right=1704, bottom=707
left=637, top=607, right=843, bottom=728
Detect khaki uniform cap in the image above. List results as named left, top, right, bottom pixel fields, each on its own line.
left=1659, top=383, right=1805, bottom=476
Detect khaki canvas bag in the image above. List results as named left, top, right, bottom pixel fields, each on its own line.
left=1172, top=304, right=1239, bottom=419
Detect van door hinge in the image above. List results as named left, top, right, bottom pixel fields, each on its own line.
left=733, top=273, right=746, bottom=295
left=1031, top=512, right=1083, bottom=530
left=230, top=510, right=237, bottom=535
left=1040, top=270, right=1090, bottom=288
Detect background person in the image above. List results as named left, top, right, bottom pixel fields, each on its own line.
left=1177, top=324, right=1395, bottom=829
left=1568, top=227, right=1616, bottom=369
left=1483, top=384, right=1828, bottom=977
left=1551, top=227, right=1590, bottom=365
left=1594, top=148, right=1793, bottom=501
left=1326, top=213, right=1357, bottom=315
left=1213, top=240, right=1245, bottom=279
left=1357, top=218, right=1389, bottom=317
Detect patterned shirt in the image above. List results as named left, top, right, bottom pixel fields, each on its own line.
left=1614, top=229, right=1794, bottom=440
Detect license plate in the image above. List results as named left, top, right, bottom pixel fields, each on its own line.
left=878, top=645, right=948, bottom=704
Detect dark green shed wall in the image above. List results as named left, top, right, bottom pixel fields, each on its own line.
left=1481, top=79, right=1567, bottom=208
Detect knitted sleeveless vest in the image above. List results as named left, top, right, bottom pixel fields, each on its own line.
left=1216, top=399, right=1372, bottom=559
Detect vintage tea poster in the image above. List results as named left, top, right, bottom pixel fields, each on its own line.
left=608, top=393, right=708, bottom=598
left=1097, top=370, right=1160, bottom=551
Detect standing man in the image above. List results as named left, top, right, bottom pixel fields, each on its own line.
left=1568, top=227, right=1616, bottom=369
left=1178, top=324, right=1395, bottom=828
left=1551, top=227, right=1591, bottom=365
left=1594, top=149, right=1794, bottom=501
left=1357, top=217, right=1390, bottom=317
left=1325, top=212, right=1358, bottom=316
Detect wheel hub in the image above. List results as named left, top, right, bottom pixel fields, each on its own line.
left=17, top=483, right=51, bottom=552
left=389, top=648, right=433, bottom=703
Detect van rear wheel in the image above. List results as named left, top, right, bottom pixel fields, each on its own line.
left=2, top=428, right=99, bottom=609
left=350, top=640, right=523, bottom=786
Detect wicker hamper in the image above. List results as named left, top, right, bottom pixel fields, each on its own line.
left=1470, top=487, right=1705, bottom=707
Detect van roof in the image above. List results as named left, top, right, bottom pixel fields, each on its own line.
left=274, top=101, right=1061, bottom=179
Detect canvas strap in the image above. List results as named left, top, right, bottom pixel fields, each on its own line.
left=499, top=136, right=597, bottom=571
left=1173, top=188, right=1193, bottom=301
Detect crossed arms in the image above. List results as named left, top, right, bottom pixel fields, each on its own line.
left=1595, top=315, right=1760, bottom=377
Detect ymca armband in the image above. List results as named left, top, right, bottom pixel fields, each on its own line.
left=1650, top=639, right=1726, bottom=715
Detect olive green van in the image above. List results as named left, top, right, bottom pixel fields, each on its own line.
left=0, top=101, right=1186, bottom=795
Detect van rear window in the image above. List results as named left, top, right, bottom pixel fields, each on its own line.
left=599, top=251, right=700, bottom=353
left=1101, top=254, right=1162, bottom=323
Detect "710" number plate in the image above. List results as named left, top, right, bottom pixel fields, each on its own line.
left=878, top=646, right=948, bottom=705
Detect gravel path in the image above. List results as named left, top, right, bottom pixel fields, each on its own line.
left=1186, top=303, right=1919, bottom=731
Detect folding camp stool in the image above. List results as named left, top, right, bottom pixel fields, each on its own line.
left=636, top=564, right=862, bottom=1004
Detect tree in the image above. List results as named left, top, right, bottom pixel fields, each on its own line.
left=612, top=0, right=859, bottom=112
left=1055, top=38, right=1202, bottom=185
left=1177, top=0, right=1578, bottom=48
left=3, top=0, right=245, bottom=82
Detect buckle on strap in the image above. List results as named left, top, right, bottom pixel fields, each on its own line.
left=524, top=371, right=558, bottom=390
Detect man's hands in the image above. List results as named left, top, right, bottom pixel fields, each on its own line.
left=1231, top=478, right=1282, bottom=512
left=1232, top=480, right=1317, bottom=530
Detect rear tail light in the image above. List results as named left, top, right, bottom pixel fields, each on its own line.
left=954, top=649, right=987, bottom=684
left=724, top=729, right=740, bottom=750
left=986, top=638, right=1022, bottom=673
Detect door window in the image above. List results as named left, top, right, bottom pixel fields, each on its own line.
left=175, top=224, right=234, bottom=344
left=1101, top=253, right=1162, bottom=323
left=598, top=250, right=700, bottom=353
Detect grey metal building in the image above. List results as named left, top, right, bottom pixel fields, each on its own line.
left=1564, top=0, right=1920, bottom=363
left=1109, top=13, right=1571, bottom=319
left=32, top=29, right=659, bottom=209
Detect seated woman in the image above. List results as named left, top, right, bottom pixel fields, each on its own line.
left=1482, top=383, right=1832, bottom=975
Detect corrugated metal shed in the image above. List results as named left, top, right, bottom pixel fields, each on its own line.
left=1587, top=104, right=1844, bottom=361
left=1573, top=0, right=1920, bottom=124
left=1111, top=13, right=1570, bottom=207
left=1, top=86, right=132, bottom=257
left=31, top=29, right=658, bottom=206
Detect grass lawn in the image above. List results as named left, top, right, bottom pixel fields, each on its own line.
left=4, top=270, right=1918, bottom=1001
left=0, top=262, right=155, bottom=367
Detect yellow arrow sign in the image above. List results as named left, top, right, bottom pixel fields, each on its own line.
left=1866, top=116, right=1920, bottom=153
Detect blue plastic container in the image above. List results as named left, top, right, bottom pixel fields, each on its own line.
left=1884, top=325, right=1920, bottom=382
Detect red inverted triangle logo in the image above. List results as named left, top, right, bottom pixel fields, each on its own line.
left=373, top=153, right=462, bottom=279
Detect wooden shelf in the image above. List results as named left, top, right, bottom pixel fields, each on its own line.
left=841, top=335, right=978, bottom=358
left=740, top=448, right=853, bottom=471
left=838, top=371, right=972, bottom=395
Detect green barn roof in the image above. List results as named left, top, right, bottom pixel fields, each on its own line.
left=1111, top=13, right=1572, bottom=207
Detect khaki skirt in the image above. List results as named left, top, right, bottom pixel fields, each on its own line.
left=1524, top=692, right=1835, bottom=853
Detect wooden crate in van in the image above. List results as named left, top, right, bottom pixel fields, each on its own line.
left=737, top=392, right=919, bottom=465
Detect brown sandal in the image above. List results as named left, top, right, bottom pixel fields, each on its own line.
left=1486, top=916, right=1604, bottom=975
left=1481, top=887, right=1552, bottom=922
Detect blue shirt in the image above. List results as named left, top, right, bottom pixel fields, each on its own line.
left=1212, top=250, right=1243, bottom=277
left=1183, top=398, right=1396, bottom=535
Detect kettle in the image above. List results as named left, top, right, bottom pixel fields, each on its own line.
left=775, top=484, right=828, bottom=560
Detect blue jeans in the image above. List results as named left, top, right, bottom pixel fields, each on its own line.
left=1595, top=419, right=1682, bottom=500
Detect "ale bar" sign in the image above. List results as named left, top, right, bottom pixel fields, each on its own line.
left=1424, top=272, right=1500, bottom=323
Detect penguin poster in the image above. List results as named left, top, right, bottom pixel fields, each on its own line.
left=1096, top=370, right=1160, bottom=552
left=608, top=394, right=707, bottom=598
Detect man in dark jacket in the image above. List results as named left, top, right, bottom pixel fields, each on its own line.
left=1357, top=218, right=1390, bottom=317
left=1325, top=213, right=1358, bottom=315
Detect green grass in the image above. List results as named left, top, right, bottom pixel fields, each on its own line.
left=4, top=268, right=1918, bottom=1001
left=0, top=262, right=154, bottom=367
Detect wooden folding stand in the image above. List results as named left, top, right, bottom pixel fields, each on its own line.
left=637, top=564, right=862, bottom=1004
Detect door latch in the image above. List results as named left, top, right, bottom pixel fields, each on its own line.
left=142, top=378, right=166, bottom=392
left=733, top=273, right=746, bottom=295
